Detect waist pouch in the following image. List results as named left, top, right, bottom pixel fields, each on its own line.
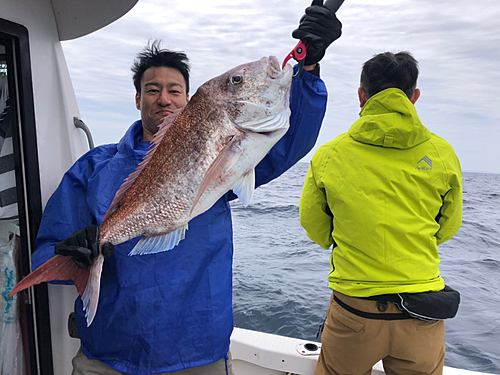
left=396, top=285, right=460, bottom=321
left=366, top=285, right=461, bottom=322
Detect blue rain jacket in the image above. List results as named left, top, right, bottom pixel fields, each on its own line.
left=32, top=70, right=327, bottom=374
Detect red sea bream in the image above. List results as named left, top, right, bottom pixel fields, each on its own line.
left=10, top=56, right=293, bottom=326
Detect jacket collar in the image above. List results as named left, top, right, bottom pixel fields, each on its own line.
left=117, top=120, right=150, bottom=156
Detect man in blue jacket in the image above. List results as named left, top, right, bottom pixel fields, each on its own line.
left=31, top=3, right=341, bottom=374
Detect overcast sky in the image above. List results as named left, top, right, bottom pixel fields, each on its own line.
left=61, top=0, right=500, bottom=174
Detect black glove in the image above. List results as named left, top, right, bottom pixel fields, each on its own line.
left=292, top=0, right=342, bottom=65
left=54, top=225, right=114, bottom=269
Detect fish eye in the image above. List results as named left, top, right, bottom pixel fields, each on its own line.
left=231, top=75, right=244, bottom=85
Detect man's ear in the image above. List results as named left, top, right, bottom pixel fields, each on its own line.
left=410, top=88, right=420, bottom=104
left=358, top=87, right=368, bottom=108
left=135, top=92, right=141, bottom=110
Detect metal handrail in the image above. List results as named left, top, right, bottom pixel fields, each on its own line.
left=73, top=116, right=94, bottom=150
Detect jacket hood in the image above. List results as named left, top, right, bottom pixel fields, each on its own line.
left=349, top=88, right=431, bottom=149
left=117, top=119, right=150, bottom=157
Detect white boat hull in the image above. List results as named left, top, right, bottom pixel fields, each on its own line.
left=230, top=327, right=493, bottom=375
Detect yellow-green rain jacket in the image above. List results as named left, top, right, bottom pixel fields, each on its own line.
left=300, top=88, right=462, bottom=297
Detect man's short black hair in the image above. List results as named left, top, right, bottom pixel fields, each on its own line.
left=360, top=51, right=419, bottom=100
left=131, top=40, right=191, bottom=95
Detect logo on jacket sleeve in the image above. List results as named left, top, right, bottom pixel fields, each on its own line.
left=416, top=156, right=432, bottom=170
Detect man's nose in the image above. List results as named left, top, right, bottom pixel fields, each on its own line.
left=158, top=90, right=172, bottom=106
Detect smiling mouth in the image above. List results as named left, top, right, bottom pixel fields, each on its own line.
left=156, top=110, right=173, bottom=116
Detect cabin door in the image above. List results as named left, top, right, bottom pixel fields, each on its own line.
left=0, top=19, right=53, bottom=375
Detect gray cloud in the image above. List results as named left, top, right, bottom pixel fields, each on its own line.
left=62, top=0, right=500, bottom=173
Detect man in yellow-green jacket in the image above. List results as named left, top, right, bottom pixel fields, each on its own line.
left=300, top=51, right=462, bottom=375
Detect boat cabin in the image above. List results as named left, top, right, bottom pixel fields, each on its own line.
left=0, top=1, right=136, bottom=374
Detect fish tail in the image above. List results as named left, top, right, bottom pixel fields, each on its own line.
left=8, top=255, right=90, bottom=299
left=81, top=254, right=104, bottom=326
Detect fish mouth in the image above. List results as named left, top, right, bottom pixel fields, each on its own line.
left=266, top=56, right=293, bottom=84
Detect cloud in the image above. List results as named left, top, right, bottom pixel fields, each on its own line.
left=61, top=0, right=500, bottom=173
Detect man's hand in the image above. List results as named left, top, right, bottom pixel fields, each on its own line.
left=54, top=225, right=114, bottom=269
left=292, top=0, right=342, bottom=66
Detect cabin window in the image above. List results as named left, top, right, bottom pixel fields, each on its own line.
left=1, top=18, right=53, bottom=375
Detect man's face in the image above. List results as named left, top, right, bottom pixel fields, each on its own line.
left=136, top=66, right=189, bottom=141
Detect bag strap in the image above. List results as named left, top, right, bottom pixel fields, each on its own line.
left=334, top=295, right=412, bottom=321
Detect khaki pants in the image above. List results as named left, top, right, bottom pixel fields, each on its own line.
left=71, top=348, right=234, bottom=375
left=315, top=291, right=445, bottom=375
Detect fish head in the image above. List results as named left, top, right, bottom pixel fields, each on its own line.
left=206, top=56, right=293, bottom=136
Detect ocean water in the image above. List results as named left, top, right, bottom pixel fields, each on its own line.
left=231, top=162, right=500, bottom=374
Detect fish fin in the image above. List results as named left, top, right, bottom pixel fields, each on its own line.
left=190, top=136, right=243, bottom=215
left=152, top=109, right=183, bottom=147
left=231, top=169, right=255, bottom=207
left=9, top=255, right=90, bottom=298
left=103, top=109, right=182, bottom=222
left=81, top=255, right=104, bottom=326
left=128, top=223, right=189, bottom=256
